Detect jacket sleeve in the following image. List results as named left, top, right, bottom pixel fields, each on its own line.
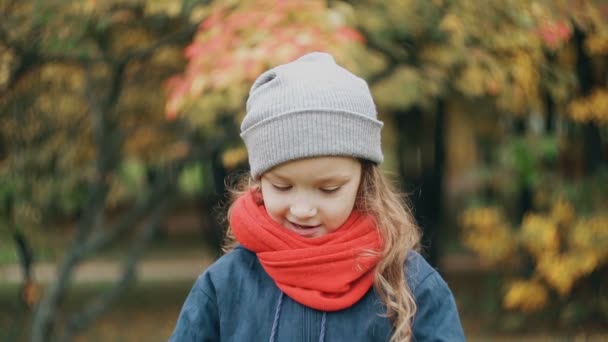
left=168, top=272, right=220, bottom=342
left=412, top=270, right=466, bottom=341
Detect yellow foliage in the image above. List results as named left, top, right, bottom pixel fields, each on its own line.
left=40, top=64, right=85, bottom=90
left=585, top=33, right=608, bottom=55
left=461, top=207, right=515, bottom=265
left=504, top=279, right=548, bottom=312
left=461, top=207, right=503, bottom=232
left=521, top=200, right=606, bottom=297
left=439, top=13, right=465, bottom=46
left=111, top=28, right=153, bottom=57
left=537, top=252, right=598, bottom=296
left=567, top=89, right=608, bottom=123
left=222, top=146, right=248, bottom=169
left=550, top=196, right=576, bottom=228
left=520, top=213, right=560, bottom=258
left=124, top=126, right=173, bottom=160
left=463, top=196, right=608, bottom=310
left=145, top=0, right=182, bottom=17
left=419, top=44, right=460, bottom=70
left=452, top=47, right=510, bottom=99
left=506, top=52, right=541, bottom=114
left=358, top=0, right=438, bottom=39
left=455, top=62, right=486, bottom=98
left=150, top=46, right=184, bottom=67
left=342, top=48, right=387, bottom=80
left=570, top=215, right=608, bottom=261
left=371, top=66, right=426, bottom=110
left=0, top=46, right=15, bottom=89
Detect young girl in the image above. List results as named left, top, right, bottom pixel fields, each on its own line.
left=169, top=52, right=465, bottom=341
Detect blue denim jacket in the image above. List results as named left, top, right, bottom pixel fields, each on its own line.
left=169, top=246, right=465, bottom=341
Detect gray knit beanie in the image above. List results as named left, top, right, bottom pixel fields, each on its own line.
left=241, top=52, right=384, bottom=179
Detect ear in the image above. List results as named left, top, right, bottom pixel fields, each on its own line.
left=252, top=185, right=264, bottom=204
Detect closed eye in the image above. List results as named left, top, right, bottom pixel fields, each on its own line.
left=272, top=184, right=292, bottom=192
left=320, top=186, right=340, bottom=194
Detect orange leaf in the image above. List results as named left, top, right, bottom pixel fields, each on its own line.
left=335, top=27, right=365, bottom=43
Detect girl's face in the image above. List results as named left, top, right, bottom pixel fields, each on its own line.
left=260, top=156, right=362, bottom=238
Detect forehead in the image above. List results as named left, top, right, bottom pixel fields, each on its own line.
left=264, top=156, right=361, bottom=181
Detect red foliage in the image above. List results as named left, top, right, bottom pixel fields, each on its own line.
left=164, top=1, right=363, bottom=120
left=538, top=20, right=572, bottom=50
left=335, top=27, right=365, bottom=43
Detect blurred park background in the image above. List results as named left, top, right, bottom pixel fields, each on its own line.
left=1, top=0, right=607, bottom=341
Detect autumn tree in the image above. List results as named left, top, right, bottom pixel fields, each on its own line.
left=445, top=0, right=608, bottom=327
left=3, top=0, right=606, bottom=337
left=167, top=0, right=607, bottom=277
left=1, top=0, right=211, bottom=340
left=164, top=0, right=368, bottom=253
left=1, top=0, right=367, bottom=340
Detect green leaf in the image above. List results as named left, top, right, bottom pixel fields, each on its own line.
left=119, top=159, right=147, bottom=193
left=178, top=163, right=204, bottom=196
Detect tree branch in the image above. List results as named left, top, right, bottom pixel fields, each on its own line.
left=61, top=197, right=173, bottom=341
left=31, top=64, right=115, bottom=342
left=76, top=133, right=225, bottom=260
left=31, top=131, right=224, bottom=342
left=0, top=42, right=98, bottom=96
left=0, top=0, right=19, bottom=16
left=28, top=7, right=213, bottom=341
left=121, top=22, right=198, bottom=65
left=71, top=69, right=116, bottom=242
left=356, top=26, right=401, bottom=85
left=75, top=169, right=174, bottom=260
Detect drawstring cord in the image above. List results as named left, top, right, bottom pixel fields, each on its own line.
left=269, top=292, right=327, bottom=342
left=269, top=292, right=284, bottom=342
left=319, top=312, right=327, bottom=342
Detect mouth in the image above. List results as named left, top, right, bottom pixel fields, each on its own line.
left=285, top=221, right=322, bottom=237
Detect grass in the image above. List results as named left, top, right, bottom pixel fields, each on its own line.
left=0, top=280, right=193, bottom=342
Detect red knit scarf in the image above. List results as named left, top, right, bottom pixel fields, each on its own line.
left=229, top=190, right=382, bottom=312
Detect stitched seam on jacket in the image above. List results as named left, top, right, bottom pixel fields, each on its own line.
left=412, top=268, right=437, bottom=292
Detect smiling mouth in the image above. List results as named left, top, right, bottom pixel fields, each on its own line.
left=286, top=221, right=321, bottom=234
left=292, top=223, right=319, bottom=229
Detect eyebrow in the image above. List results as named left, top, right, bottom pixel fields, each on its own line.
left=266, top=172, right=351, bottom=184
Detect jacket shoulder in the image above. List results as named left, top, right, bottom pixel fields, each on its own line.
left=404, top=250, right=437, bottom=291
left=207, top=245, right=257, bottom=271
left=203, top=245, right=260, bottom=284
left=405, top=250, right=466, bottom=341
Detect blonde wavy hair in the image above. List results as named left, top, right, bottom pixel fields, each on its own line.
left=223, top=160, right=421, bottom=341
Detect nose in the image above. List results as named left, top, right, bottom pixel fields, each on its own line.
left=289, top=201, right=317, bottom=219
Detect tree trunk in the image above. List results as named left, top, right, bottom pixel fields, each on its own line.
left=394, top=102, right=444, bottom=267
left=544, top=89, right=555, bottom=134
left=427, top=99, right=445, bottom=267
left=574, top=27, right=604, bottom=174
left=513, top=117, right=532, bottom=221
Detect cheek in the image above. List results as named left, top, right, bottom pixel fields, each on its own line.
left=329, top=198, right=353, bottom=214
left=323, top=193, right=358, bottom=225
left=265, top=201, right=285, bottom=219
left=260, top=188, right=287, bottom=220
